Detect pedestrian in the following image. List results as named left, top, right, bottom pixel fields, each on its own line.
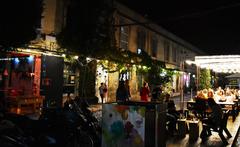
left=125, top=80, right=131, bottom=99
left=116, top=81, right=129, bottom=102
left=140, top=81, right=150, bottom=102
left=99, top=83, right=105, bottom=104
left=103, top=83, right=108, bottom=102
left=151, top=84, right=162, bottom=101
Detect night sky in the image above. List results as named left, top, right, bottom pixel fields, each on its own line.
left=117, top=0, right=240, bottom=55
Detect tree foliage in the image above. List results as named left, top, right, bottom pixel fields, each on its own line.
left=57, top=0, right=115, bottom=57
left=0, top=0, right=43, bottom=49
left=199, top=69, right=212, bottom=89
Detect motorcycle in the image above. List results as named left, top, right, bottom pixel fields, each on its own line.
left=63, top=96, right=102, bottom=147
left=0, top=96, right=101, bottom=147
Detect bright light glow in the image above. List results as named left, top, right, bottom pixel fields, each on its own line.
left=160, top=71, right=166, bottom=77
left=19, top=49, right=62, bottom=57
left=86, top=57, right=91, bottom=62
left=137, top=48, right=142, bottom=54
left=74, top=56, right=78, bottom=59
left=184, top=74, right=187, bottom=80
left=27, top=56, right=34, bottom=62
left=14, top=58, right=20, bottom=64
left=192, top=55, right=240, bottom=73
left=185, top=60, right=195, bottom=65
left=62, top=54, right=66, bottom=57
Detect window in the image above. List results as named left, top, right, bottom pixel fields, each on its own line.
left=151, top=36, right=158, bottom=57
left=172, top=45, right=177, bottom=62
left=164, top=41, right=170, bottom=61
left=137, top=29, right=146, bottom=54
left=119, top=19, right=129, bottom=50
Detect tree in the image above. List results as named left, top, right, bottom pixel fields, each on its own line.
left=57, top=0, right=115, bottom=57
left=0, top=0, right=43, bottom=50
left=57, top=0, right=166, bottom=99
left=199, top=69, right=212, bottom=89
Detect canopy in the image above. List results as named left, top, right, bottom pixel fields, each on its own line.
left=186, top=55, right=240, bottom=73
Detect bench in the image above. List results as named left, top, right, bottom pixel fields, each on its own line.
left=200, top=110, right=232, bottom=145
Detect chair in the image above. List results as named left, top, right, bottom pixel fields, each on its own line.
left=193, top=98, right=207, bottom=119
left=201, top=110, right=232, bottom=145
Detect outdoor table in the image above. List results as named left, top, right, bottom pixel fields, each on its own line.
left=216, top=101, right=235, bottom=105
left=177, top=118, right=188, bottom=137
left=216, top=101, right=238, bottom=121
left=188, top=120, right=199, bottom=141
left=187, top=100, right=195, bottom=110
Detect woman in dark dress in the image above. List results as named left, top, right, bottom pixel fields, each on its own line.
left=116, top=81, right=129, bottom=102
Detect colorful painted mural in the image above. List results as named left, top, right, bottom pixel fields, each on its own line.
left=102, top=104, right=145, bottom=147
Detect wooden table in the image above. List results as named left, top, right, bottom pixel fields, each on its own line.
left=6, top=95, right=44, bottom=114
left=217, top=101, right=238, bottom=121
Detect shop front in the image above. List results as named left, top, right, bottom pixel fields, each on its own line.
left=0, top=51, right=64, bottom=114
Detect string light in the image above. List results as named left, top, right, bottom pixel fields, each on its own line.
left=187, top=55, right=240, bottom=73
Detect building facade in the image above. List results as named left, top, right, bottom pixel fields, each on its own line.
left=0, top=0, right=205, bottom=113
left=40, top=0, right=205, bottom=102
left=102, top=2, right=204, bottom=100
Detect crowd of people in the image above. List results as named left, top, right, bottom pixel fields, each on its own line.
left=115, top=81, right=165, bottom=102
left=196, top=87, right=240, bottom=103
left=194, top=87, right=240, bottom=140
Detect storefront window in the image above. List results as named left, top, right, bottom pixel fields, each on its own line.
left=63, top=63, right=76, bottom=95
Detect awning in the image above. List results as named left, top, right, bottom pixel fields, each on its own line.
left=187, top=55, right=240, bottom=73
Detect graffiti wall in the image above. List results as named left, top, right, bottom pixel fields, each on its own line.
left=102, top=104, right=145, bottom=147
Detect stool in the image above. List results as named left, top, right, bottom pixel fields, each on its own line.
left=188, top=120, right=199, bottom=141
left=177, top=118, right=187, bottom=137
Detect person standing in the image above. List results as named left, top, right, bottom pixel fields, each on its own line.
left=103, top=83, right=108, bottom=102
left=151, top=85, right=162, bottom=101
left=140, top=82, right=150, bottom=102
left=99, top=83, right=105, bottom=104
left=125, top=80, right=131, bottom=99
left=116, top=81, right=129, bottom=102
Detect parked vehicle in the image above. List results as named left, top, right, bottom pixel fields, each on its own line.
left=0, top=96, right=101, bottom=147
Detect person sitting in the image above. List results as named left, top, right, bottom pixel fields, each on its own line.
left=165, top=93, right=179, bottom=135
left=193, top=96, right=208, bottom=119
left=200, top=98, right=223, bottom=140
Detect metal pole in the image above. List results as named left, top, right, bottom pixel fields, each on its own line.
left=191, top=88, right=193, bottom=101
left=196, top=66, right=199, bottom=91
left=180, top=61, right=184, bottom=110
